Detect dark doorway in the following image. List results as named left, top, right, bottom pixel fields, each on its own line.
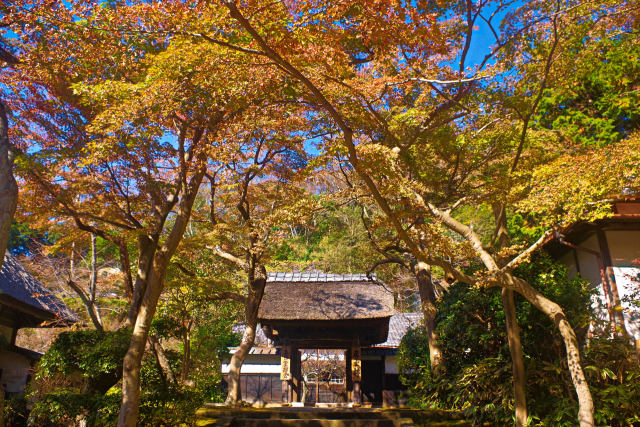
left=361, top=359, right=383, bottom=405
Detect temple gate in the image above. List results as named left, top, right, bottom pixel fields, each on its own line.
left=258, top=272, right=395, bottom=406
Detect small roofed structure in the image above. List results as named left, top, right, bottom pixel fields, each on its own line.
left=0, top=252, right=78, bottom=396
left=259, top=272, right=394, bottom=348
left=223, top=311, right=421, bottom=406
left=0, top=252, right=78, bottom=327
left=372, top=312, right=422, bottom=349
left=544, top=200, right=640, bottom=351
left=238, top=272, right=404, bottom=406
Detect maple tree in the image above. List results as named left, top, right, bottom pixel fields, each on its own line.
left=206, top=1, right=640, bottom=425
left=1, top=0, right=639, bottom=425
left=30, top=230, right=119, bottom=331
left=205, top=0, right=529, bottom=421
left=0, top=1, right=280, bottom=423
left=162, top=133, right=323, bottom=403
left=194, top=120, right=310, bottom=404
left=315, top=169, right=449, bottom=376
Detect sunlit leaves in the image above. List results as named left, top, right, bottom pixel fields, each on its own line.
left=517, top=133, right=640, bottom=227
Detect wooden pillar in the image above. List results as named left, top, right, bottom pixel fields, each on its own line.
left=381, top=354, right=393, bottom=408
left=381, top=354, right=386, bottom=405
left=597, top=228, right=628, bottom=336
left=280, top=344, right=292, bottom=404
left=351, top=344, right=362, bottom=405
left=291, top=347, right=302, bottom=403
left=345, top=349, right=352, bottom=402
left=316, top=349, right=320, bottom=405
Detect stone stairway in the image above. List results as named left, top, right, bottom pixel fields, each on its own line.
left=196, top=405, right=471, bottom=427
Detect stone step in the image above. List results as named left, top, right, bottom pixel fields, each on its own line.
left=196, top=406, right=471, bottom=427
left=227, top=418, right=415, bottom=427
left=198, top=408, right=406, bottom=420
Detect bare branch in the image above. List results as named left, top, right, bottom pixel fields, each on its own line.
left=414, top=76, right=488, bottom=85
left=503, top=229, right=556, bottom=272
left=206, top=245, right=250, bottom=270
left=67, top=279, right=103, bottom=331
left=173, top=261, right=196, bottom=277
left=207, top=291, right=247, bottom=305
left=366, top=258, right=407, bottom=278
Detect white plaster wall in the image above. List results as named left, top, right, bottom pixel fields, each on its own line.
left=384, top=355, right=398, bottom=374
left=606, top=229, right=640, bottom=340
left=555, top=234, right=616, bottom=337
left=611, top=267, right=640, bottom=339
left=221, top=363, right=282, bottom=374
left=556, top=235, right=609, bottom=328
left=0, top=351, right=32, bottom=394
left=606, top=231, right=640, bottom=267
left=574, top=234, right=602, bottom=285
left=559, top=230, right=640, bottom=340
left=221, top=354, right=281, bottom=374
left=559, top=251, right=579, bottom=279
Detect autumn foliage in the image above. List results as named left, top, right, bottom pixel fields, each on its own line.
left=1, top=0, right=639, bottom=426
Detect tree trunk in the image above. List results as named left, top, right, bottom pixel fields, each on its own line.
left=124, top=235, right=156, bottom=327
left=226, top=321, right=256, bottom=404
left=89, top=233, right=104, bottom=329
left=226, top=266, right=267, bottom=404
left=415, top=262, right=444, bottom=375
left=118, top=164, right=206, bottom=426
left=90, top=233, right=98, bottom=302
left=182, top=328, right=191, bottom=383
left=498, top=273, right=594, bottom=427
left=118, top=264, right=166, bottom=426
left=67, top=279, right=104, bottom=331
left=0, top=100, right=17, bottom=269
left=493, top=203, right=528, bottom=427
left=118, top=240, right=134, bottom=302
left=149, top=334, right=177, bottom=386
left=503, top=288, right=528, bottom=427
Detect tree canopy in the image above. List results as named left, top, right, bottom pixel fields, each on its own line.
left=1, top=0, right=639, bottom=426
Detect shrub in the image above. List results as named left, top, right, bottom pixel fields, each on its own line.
left=35, top=328, right=131, bottom=394
left=398, top=254, right=640, bottom=425
left=29, top=328, right=208, bottom=426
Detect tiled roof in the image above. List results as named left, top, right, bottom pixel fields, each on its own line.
left=267, top=272, right=377, bottom=282
left=232, top=322, right=271, bottom=346
left=373, top=312, right=423, bottom=348
left=0, top=252, right=79, bottom=325
left=228, top=345, right=279, bottom=355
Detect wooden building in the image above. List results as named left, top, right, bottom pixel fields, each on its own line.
left=222, top=272, right=421, bottom=406
left=0, top=252, right=78, bottom=396
left=545, top=200, right=640, bottom=348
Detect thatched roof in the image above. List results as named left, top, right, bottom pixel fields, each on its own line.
left=0, top=252, right=78, bottom=326
left=259, top=272, right=394, bottom=321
